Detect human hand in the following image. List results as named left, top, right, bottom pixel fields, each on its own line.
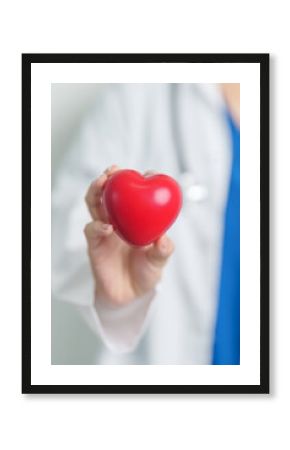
left=84, top=165, right=174, bottom=307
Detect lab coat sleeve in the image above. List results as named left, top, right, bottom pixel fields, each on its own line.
left=76, top=289, right=156, bottom=354
left=52, top=85, right=156, bottom=353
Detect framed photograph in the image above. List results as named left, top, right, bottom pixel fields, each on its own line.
left=22, top=53, right=269, bottom=394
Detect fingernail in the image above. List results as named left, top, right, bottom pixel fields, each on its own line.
left=105, top=165, right=116, bottom=175
left=144, top=170, right=156, bottom=177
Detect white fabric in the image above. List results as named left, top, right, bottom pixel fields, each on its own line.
left=51, top=83, right=231, bottom=364
left=77, top=289, right=156, bottom=354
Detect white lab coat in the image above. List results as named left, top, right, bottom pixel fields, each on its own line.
left=52, top=83, right=232, bottom=364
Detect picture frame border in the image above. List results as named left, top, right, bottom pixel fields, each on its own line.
left=22, top=53, right=269, bottom=394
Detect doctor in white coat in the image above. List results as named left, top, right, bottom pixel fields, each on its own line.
left=52, top=83, right=240, bottom=364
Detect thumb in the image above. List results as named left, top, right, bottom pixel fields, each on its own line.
left=145, top=235, right=174, bottom=269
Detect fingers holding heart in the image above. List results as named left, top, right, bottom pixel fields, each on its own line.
left=83, top=220, right=114, bottom=250
left=85, top=165, right=120, bottom=221
left=105, top=164, right=120, bottom=177
left=145, top=235, right=175, bottom=269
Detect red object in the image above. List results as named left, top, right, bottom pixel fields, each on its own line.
left=102, top=169, right=182, bottom=246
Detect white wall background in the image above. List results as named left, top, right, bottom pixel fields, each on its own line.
left=51, top=83, right=102, bottom=176
left=51, top=84, right=103, bottom=364
left=1, top=1, right=289, bottom=450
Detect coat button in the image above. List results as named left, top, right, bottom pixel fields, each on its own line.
left=179, top=172, right=208, bottom=203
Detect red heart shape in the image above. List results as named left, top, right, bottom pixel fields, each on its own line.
left=102, top=169, right=182, bottom=246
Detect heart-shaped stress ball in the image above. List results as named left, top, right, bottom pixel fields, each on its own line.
left=102, top=169, right=182, bottom=246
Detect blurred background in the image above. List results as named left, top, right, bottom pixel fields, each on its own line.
left=51, top=84, right=103, bottom=364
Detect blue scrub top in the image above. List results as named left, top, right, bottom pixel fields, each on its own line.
left=212, top=111, right=240, bottom=365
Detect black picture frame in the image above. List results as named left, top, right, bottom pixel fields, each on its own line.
left=22, top=53, right=269, bottom=394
